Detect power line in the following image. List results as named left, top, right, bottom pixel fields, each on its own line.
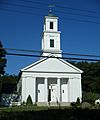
left=4, top=48, right=41, bottom=53
left=6, top=52, right=100, bottom=62
left=1, top=1, right=100, bottom=24
left=55, top=10, right=100, bottom=19
left=2, top=1, right=100, bottom=19
left=1, top=7, right=100, bottom=25
left=61, top=17, right=100, bottom=24
left=2, top=47, right=100, bottom=58
left=57, top=5, right=100, bottom=14
left=1, top=2, right=48, bottom=12
left=19, top=0, right=100, bottom=14
left=0, top=7, right=44, bottom=16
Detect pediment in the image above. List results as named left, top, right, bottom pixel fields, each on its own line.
left=21, top=58, right=83, bottom=73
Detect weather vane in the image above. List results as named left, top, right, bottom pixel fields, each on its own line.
left=48, top=5, right=55, bottom=14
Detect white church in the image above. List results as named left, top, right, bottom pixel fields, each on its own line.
left=17, top=12, right=83, bottom=106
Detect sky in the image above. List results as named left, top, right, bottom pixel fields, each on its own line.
left=0, top=0, right=100, bottom=75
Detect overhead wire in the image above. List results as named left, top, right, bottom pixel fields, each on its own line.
left=1, top=7, right=100, bottom=25
left=0, top=1, right=100, bottom=62
left=1, top=1, right=100, bottom=19
left=6, top=52, right=100, bottom=62
left=0, top=1, right=100, bottom=24
left=3, top=47, right=100, bottom=58
left=0, top=7, right=44, bottom=16
left=19, top=0, right=100, bottom=14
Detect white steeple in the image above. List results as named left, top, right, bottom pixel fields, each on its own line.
left=41, top=12, right=62, bottom=57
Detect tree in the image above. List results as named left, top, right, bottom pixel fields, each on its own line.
left=0, top=41, right=6, bottom=75
left=82, top=92, right=98, bottom=104
left=0, top=41, right=6, bottom=101
left=74, top=61, right=100, bottom=93
left=2, top=74, right=18, bottom=94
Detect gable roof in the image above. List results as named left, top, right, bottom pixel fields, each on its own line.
left=21, top=57, right=83, bottom=74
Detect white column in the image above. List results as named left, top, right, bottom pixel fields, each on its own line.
left=22, top=77, right=26, bottom=102
left=57, top=78, right=60, bottom=102
left=45, top=78, right=48, bottom=102
left=33, top=77, right=36, bottom=103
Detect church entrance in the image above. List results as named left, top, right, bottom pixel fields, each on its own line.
left=61, top=78, right=69, bottom=102
left=48, top=78, right=57, bottom=102
left=48, top=84, right=57, bottom=102
left=36, top=78, right=45, bottom=102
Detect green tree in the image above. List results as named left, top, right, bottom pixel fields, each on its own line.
left=2, top=74, right=18, bottom=94
left=0, top=41, right=6, bottom=101
left=83, top=92, right=98, bottom=104
left=74, top=61, right=100, bottom=93
left=0, top=41, right=6, bottom=75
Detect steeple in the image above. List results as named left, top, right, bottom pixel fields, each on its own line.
left=41, top=12, right=62, bottom=57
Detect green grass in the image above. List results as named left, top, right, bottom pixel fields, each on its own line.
left=0, top=106, right=100, bottom=120
left=0, top=105, right=71, bottom=112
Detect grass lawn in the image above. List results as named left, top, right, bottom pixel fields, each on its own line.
left=0, top=105, right=70, bottom=112
left=0, top=106, right=100, bottom=120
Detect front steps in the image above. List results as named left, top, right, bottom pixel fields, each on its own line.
left=36, top=102, right=70, bottom=106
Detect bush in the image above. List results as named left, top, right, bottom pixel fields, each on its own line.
left=71, top=102, right=77, bottom=109
left=26, top=95, right=33, bottom=105
left=81, top=102, right=91, bottom=109
left=82, top=92, right=98, bottom=104
left=76, top=97, right=81, bottom=106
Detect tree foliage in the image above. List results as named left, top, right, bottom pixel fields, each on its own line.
left=82, top=92, right=98, bottom=104
left=74, top=61, right=100, bottom=93
left=0, top=41, right=6, bottom=75
left=1, top=74, right=18, bottom=94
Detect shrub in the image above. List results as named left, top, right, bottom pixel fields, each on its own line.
left=81, top=102, right=91, bottom=109
left=82, top=92, right=98, bottom=104
left=76, top=97, right=81, bottom=106
left=71, top=102, right=77, bottom=109
left=26, top=95, right=33, bottom=105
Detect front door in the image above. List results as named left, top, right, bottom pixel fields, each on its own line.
left=61, top=79, right=68, bottom=102
left=38, top=84, right=45, bottom=102
left=37, top=78, right=45, bottom=102
left=48, top=84, right=57, bottom=102
left=61, top=84, right=68, bottom=102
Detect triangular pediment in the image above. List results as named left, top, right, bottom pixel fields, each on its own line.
left=21, top=57, right=83, bottom=73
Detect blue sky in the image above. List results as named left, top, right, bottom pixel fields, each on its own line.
left=0, top=0, right=100, bottom=75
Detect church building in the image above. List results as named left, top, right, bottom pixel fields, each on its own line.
left=17, top=12, right=83, bottom=106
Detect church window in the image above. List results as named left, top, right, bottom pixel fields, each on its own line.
left=50, top=22, right=53, bottom=29
left=50, top=39, right=54, bottom=47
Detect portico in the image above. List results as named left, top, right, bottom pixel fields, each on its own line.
left=21, top=76, right=69, bottom=104
left=35, top=77, right=68, bottom=103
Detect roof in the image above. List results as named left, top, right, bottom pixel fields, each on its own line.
left=21, top=57, right=83, bottom=74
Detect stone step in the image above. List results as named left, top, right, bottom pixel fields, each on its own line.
left=36, top=102, right=70, bottom=106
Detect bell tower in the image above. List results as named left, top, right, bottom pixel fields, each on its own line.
left=41, top=12, right=62, bottom=57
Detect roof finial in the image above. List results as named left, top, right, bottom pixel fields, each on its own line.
left=48, top=5, right=55, bottom=15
